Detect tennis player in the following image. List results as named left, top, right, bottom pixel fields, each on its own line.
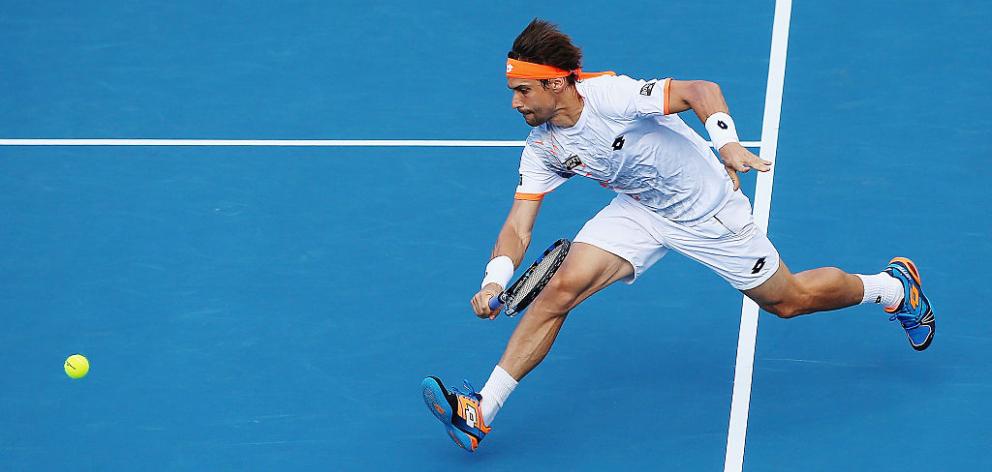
left=422, top=19, right=936, bottom=452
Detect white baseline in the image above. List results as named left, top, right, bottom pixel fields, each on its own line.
left=724, top=1, right=792, bottom=472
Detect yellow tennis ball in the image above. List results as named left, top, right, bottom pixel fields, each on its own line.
left=64, top=354, right=89, bottom=379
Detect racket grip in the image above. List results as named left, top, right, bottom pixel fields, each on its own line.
left=488, top=295, right=504, bottom=311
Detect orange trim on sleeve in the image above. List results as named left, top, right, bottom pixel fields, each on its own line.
left=663, top=78, right=672, bottom=115
left=514, top=192, right=545, bottom=201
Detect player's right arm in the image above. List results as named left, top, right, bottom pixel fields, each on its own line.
left=470, top=143, right=568, bottom=319
left=471, top=198, right=542, bottom=319
left=491, top=198, right=541, bottom=267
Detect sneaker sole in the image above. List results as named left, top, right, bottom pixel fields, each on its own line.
left=421, top=377, right=479, bottom=452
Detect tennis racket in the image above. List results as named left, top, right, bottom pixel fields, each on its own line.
left=488, top=238, right=571, bottom=317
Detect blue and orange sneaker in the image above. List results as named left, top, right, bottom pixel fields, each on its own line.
left=884, top=257, right=935, bottom=351
left=422, top=376, right=491, bottom=452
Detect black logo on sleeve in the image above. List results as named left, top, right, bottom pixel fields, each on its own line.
left=639, top=82, right=656, bottom=96
left=751, top=257, right=766, bottom=274
left=718, top=120, right=729, bottom=130
left=519, top=173, right=523, bottom=186
left=611, top=135, right=625, bottom=151
left=563, top=155, right=583, bottom=170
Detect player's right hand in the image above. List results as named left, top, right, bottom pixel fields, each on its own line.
left=471, top=283, right=504, bottom=320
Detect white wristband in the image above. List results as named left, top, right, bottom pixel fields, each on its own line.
left=481, top=256, right=514, bottom=290
left=705, top=112, right=740, bottom=151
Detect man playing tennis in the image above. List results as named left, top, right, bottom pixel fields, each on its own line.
left=422, top=19, right=936, bottom=453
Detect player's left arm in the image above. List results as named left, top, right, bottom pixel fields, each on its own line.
left=667, top=79, right=771, bottom=190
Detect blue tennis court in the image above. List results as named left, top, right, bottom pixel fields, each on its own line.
left=1, top=1, right=989, bottom=470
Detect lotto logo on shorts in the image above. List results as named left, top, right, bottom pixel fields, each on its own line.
left=751, top=257, right=766, bottom=274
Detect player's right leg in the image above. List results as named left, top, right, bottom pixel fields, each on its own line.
left=422, top=242, right=635, bottom=452
left=497, top=241, right=635, bottom=380
left=424, top=193, right=670, bottom=452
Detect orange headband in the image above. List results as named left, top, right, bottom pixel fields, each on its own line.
left=506, top=58, right=615, bottom=80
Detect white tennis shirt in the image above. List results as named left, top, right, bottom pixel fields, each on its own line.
left=514, top=74, right=735, bottom=223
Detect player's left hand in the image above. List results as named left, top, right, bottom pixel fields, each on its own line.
left=471, top=283, right=504, bottom=320
left=718, top=143, right=772, bottom=190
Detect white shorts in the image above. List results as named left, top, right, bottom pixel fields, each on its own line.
left=574, top=191, right=780, bottom=290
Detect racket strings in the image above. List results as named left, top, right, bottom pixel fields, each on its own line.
left=514, top=247, right=564, bottom=297
left=504, top=243, right=569, bottom=313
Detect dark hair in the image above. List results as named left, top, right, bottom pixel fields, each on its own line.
left=508, top=19, right=583, bottom=85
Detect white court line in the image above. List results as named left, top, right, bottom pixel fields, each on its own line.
left=0, top=138, right=761, bottom=148
left=723, top=1, right=792, bottom=472
left=0, top=139, right=526, bottom=147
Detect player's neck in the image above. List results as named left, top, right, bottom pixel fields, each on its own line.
left=549, top=87, right=583, bottom=128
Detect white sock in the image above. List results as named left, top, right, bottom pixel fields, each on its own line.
left=479, top=365, right=518, bottom=425
left=857, top=272, right=903, bottom=310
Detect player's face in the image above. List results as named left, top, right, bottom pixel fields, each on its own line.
left=508, top=78, right=556, bottom=127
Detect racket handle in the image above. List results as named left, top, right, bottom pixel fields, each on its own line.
left=488, top=295, right=504, bottom=311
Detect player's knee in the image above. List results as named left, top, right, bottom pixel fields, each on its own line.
left=539, top=272, right=585, bottom=314
left=753, top=274, right=818, bottom=319
left=763, top=302, right=801, bottom=319
left=761, top=292, right=814, bottom=319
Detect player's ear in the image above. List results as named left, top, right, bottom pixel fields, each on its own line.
left=548, top=77, right=566, bottom=93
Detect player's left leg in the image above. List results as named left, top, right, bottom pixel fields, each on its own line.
left=660, top=190, right=935, bottom=351
left=745, top=258, right=936, bottom=350
left=742, top=261, right=862, bottom=318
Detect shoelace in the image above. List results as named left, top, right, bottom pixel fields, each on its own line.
left=889, top=312, right=921, bottom=329
left=455, top=380, right=482, bottom=400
